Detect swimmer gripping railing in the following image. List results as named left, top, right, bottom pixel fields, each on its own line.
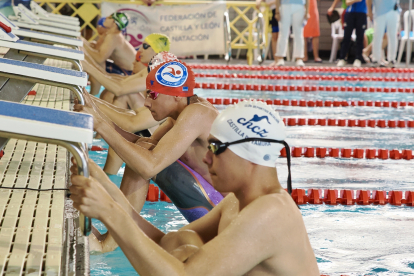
left=0, top=100, right=92, bottom=236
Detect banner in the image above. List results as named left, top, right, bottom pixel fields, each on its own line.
left=101, top=2, right=226, bottom=56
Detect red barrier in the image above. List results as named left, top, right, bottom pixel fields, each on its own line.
left=90, top=145, right=107, bottom=151
left=282, top=117, right=414, bottom=130
left=289, top=189, right=414, bottom=206
left=160, top=191, right=172, bottom=203
left=147, top=184, right=159, bottom=202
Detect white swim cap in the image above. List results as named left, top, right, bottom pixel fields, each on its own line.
left=148, top=51, right=177, bottom=71
left=210, top=100, right=286, bottom=167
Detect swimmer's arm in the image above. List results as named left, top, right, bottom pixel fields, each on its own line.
left=85, top=63, right=146, bottom=96
left=101, top=192, right=279, bottom=275
left=83, top=33, right=117, bottom=64
left=98, top=105, right=159, bottom=133
left=96, top=105, right=206, bottom=179
left=179, top=195, right=231, bottom=243
left=92, top=96, right=135, bottom=114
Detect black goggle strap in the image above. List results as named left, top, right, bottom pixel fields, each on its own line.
left=224, top=138, right=292, bottom=195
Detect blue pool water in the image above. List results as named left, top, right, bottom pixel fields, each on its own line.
left=86, top=69, right=414, bottom=275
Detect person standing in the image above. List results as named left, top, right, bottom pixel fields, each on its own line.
left=303, top=0, right=322, bottom=62
left=256, top=0, right=280, bottom=66
left=337, top=0, right=368, bottom=67
left=367, top=0, right=400, bottom=67
left=274, top=0, right=309, bottom=67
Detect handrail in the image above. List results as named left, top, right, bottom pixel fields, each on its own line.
left=223, top=9, right=231, bottom=63
left=0, top=131, right=92, bottom=236
left=256, top=12, right=266, bottom=64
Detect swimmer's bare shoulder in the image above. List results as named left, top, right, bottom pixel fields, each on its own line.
left=183, top=191, right=319, bottom=276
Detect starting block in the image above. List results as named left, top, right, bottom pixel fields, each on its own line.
left=0, top=20, right=84, bottom=69
left=0, top=100, right=93, bottom=236
left=14, top=4, right=80, bottom=32
left=9, top=5, right=81, bottom=37
left=0, top=12, right=82, bottom=48
left=0, top=58, right=87, bottom=104
left=30, top=2, right=79, bottom=26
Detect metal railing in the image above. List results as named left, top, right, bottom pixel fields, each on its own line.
left=35, top=0, right=271, bottom=65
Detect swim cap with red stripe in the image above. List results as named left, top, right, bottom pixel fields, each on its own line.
left=146, top=60, right=195, bottom=97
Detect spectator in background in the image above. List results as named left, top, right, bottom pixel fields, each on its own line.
left=367, top=0, right=400, bottom=67
left=337, top=0, right=367, bottom=68
left=256, top=0, right=279, bottom=66
left=274, top=0, right=309, bottom=67
left=327, top=0, right=347, bottom=19
left=362, top=28, right=388, bottom=63
left=303, top=0, right=322, bottom=62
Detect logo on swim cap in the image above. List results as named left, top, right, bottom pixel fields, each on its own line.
left=156, top=61, right=188, bottom=88
left=237, top=114, right=271, bottom=137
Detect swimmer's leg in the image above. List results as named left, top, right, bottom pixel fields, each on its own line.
left=119, top=165, right=149, bottom=212
left=103, top=147, right=124, bottom=175
left=113, top=95, right=130, bottom=110
left=125, top=93, right=146, bottom=110
left=100, top=89, right=115, bottom=104
left=89, top=75, right=102, bottom=96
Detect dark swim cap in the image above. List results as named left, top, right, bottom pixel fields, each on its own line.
left=111, top=12, right=129, bottom=30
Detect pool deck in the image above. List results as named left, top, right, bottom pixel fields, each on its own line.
left=0, top=56, right=88, bottom=276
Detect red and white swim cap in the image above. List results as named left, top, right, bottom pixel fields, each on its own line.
left=146, top=60, right=195, bottom=97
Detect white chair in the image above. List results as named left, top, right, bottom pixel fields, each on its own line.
left=329, top=19, right=357, bottom=63
left=397, top=10, right=414, bottom=64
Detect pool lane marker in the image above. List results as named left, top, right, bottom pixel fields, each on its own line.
left=279, top=147, right=412, bottom=160
left=195, top=72, right=414, bottom=83
left=195, top=82, right=414, bottom=93
left=291, top=189, right=414, bottom=206
left=207, top=98, right=414, bottom=109
left=282, top=118, right=414, bottom=129
left=191, top=63, right=414, bottom=74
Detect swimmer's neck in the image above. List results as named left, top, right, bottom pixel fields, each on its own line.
left=107, top=27, right=122, bottom=35
left=168, top=96, right=197, bottom=120
left=233, top=166, right=283, bottom=210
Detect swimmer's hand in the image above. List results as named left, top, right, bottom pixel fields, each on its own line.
left=70, top=174, right=115, bottom=220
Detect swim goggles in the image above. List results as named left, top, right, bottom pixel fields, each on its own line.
left=208, top=137, right=293, bottom=194
left=147, top=90, right=159, bottom=100
left=142, top=43, right=151, bottom=50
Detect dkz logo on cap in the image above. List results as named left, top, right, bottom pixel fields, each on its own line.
left=156, top=61, right=188, bottom=87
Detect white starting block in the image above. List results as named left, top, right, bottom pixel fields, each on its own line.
left=0, top=100, right=93, bottom=236
left=0, top=58, right=87, bottom=104
left=14, top=4, right=80, bottom=31
left=9, top=5, right=81, bottom=37
left=30, top=1, right=79, bottom=26
left=0, top=12, right=82, bottom=48
left=0, top=20, right=84, bottom=69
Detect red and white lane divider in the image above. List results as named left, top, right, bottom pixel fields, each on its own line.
left=207, top=97, right=414, bottom=109
left=196, top=82, right=414, bottom=93
left=292, top=188, right=414, bottom=206
left=195, top=72, right=414, bottom=83
left=282, top=117, right=414, bottom=129
left=191, top=63, right=414, bottom=74
left=280, top=147, right=412, bottom=160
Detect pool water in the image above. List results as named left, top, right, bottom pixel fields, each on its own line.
left=86, top=69, right=414, bottom=275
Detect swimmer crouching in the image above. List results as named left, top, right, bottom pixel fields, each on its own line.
left=70, top=100, right=320, bottom=275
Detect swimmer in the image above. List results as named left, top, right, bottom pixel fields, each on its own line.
left=69, top=100, right=320, bottom=275
left=82, top=33, right=170, bottom=105
left=81, top=12, right=136, bottom=95
left=79, top=51, right=177, bottom=175
left=76, top=59, right=225, bottom=252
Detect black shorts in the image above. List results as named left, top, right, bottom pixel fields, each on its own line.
left=105, top=60, right=133, bottom=76
left=270, top=9, right=279, bottom=33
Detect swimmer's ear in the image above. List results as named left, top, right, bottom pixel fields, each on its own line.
left=173, top=96, right=181, bottom=102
